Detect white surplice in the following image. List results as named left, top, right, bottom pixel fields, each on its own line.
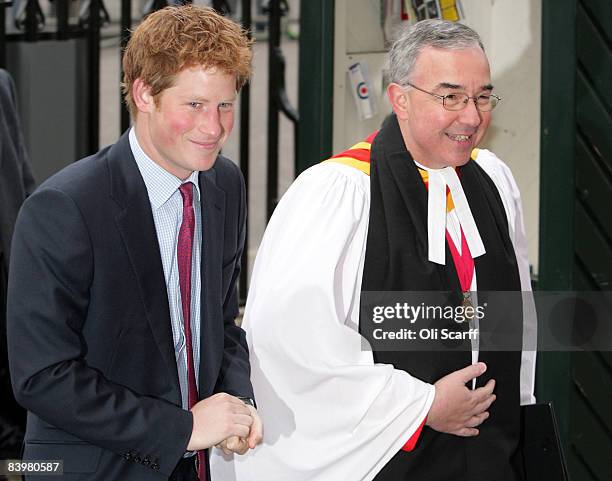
left=210, top=149, right=536, bottom=481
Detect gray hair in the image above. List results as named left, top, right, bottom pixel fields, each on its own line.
left=389, top=20, right=485, bottom=86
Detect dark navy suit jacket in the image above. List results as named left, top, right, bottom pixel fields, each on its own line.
left=7, top=131, right=253, bottom=480
left=0, top=68, right=35, bottom=456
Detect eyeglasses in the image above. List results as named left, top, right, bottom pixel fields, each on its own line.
left=405, top=82, right=501, bottom=112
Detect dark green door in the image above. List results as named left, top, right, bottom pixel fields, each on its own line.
left=570, top=1, right=612, bottom=480
left=541, top=0, right=612, bottom=480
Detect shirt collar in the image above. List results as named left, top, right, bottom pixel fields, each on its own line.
left=129, top=127, right=201, bottom=210
left=413, top=159, right=453, bottom=173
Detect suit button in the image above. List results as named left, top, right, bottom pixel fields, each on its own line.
left=142, top=456, right=150, bottom=466
left=134, top=456, right=141, bottom=464
left=151, top=459, right=160, bottom=471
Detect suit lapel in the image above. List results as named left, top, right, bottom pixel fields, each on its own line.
left=107, top=132, right=181, bottom=405
left=198, top=169, right=226, bottom=397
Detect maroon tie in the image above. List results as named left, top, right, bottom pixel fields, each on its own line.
left=177, top=183, right=206, bottom=481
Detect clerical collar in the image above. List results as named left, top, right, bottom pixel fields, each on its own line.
left=414, top=160, right=486, bottom=265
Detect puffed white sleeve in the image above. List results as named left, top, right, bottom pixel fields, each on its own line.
left=211, top=163, right=434, bottom=481
left=474, top=150, right=537, bottom=405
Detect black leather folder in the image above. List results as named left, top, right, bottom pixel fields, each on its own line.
left=521, top=403, right=570, bottom=481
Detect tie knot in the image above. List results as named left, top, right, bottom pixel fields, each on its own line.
left=179, top=182, right=193, bottom=207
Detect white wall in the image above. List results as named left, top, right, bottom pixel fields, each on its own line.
left=333, top=0, right=389, bottom=153
left=333, top=0, right=541, bottom=273
left=462, top=0, right=541, bottom=274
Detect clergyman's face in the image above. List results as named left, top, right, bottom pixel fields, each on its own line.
left=395, top=46, right=493, bottom=169
left=136, top=66, right=237, bottom=179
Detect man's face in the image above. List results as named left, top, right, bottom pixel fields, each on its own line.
left=393, top=46, right=493, bottom=169
left=136, top=66, right=237, bottom=179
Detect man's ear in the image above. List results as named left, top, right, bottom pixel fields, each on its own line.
left=387, top=83, right=410, bottom=120
left=132, top=78, right=155, bottom=114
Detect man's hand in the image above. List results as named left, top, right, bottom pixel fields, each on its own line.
left=215, top=404, right=263, bottom=455
left=245, top=404, right=263, bottom=448
left=216, top=436, right=249, bottom=455
left=187, top=393, right=253, bottom=451
left=425, top=362, right=496, bottom=437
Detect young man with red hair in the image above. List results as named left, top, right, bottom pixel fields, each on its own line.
left=8, top=6, right=261, bottom=480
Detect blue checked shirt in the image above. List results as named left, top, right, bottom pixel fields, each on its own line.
left=129, top=128, right=202, bottom=411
